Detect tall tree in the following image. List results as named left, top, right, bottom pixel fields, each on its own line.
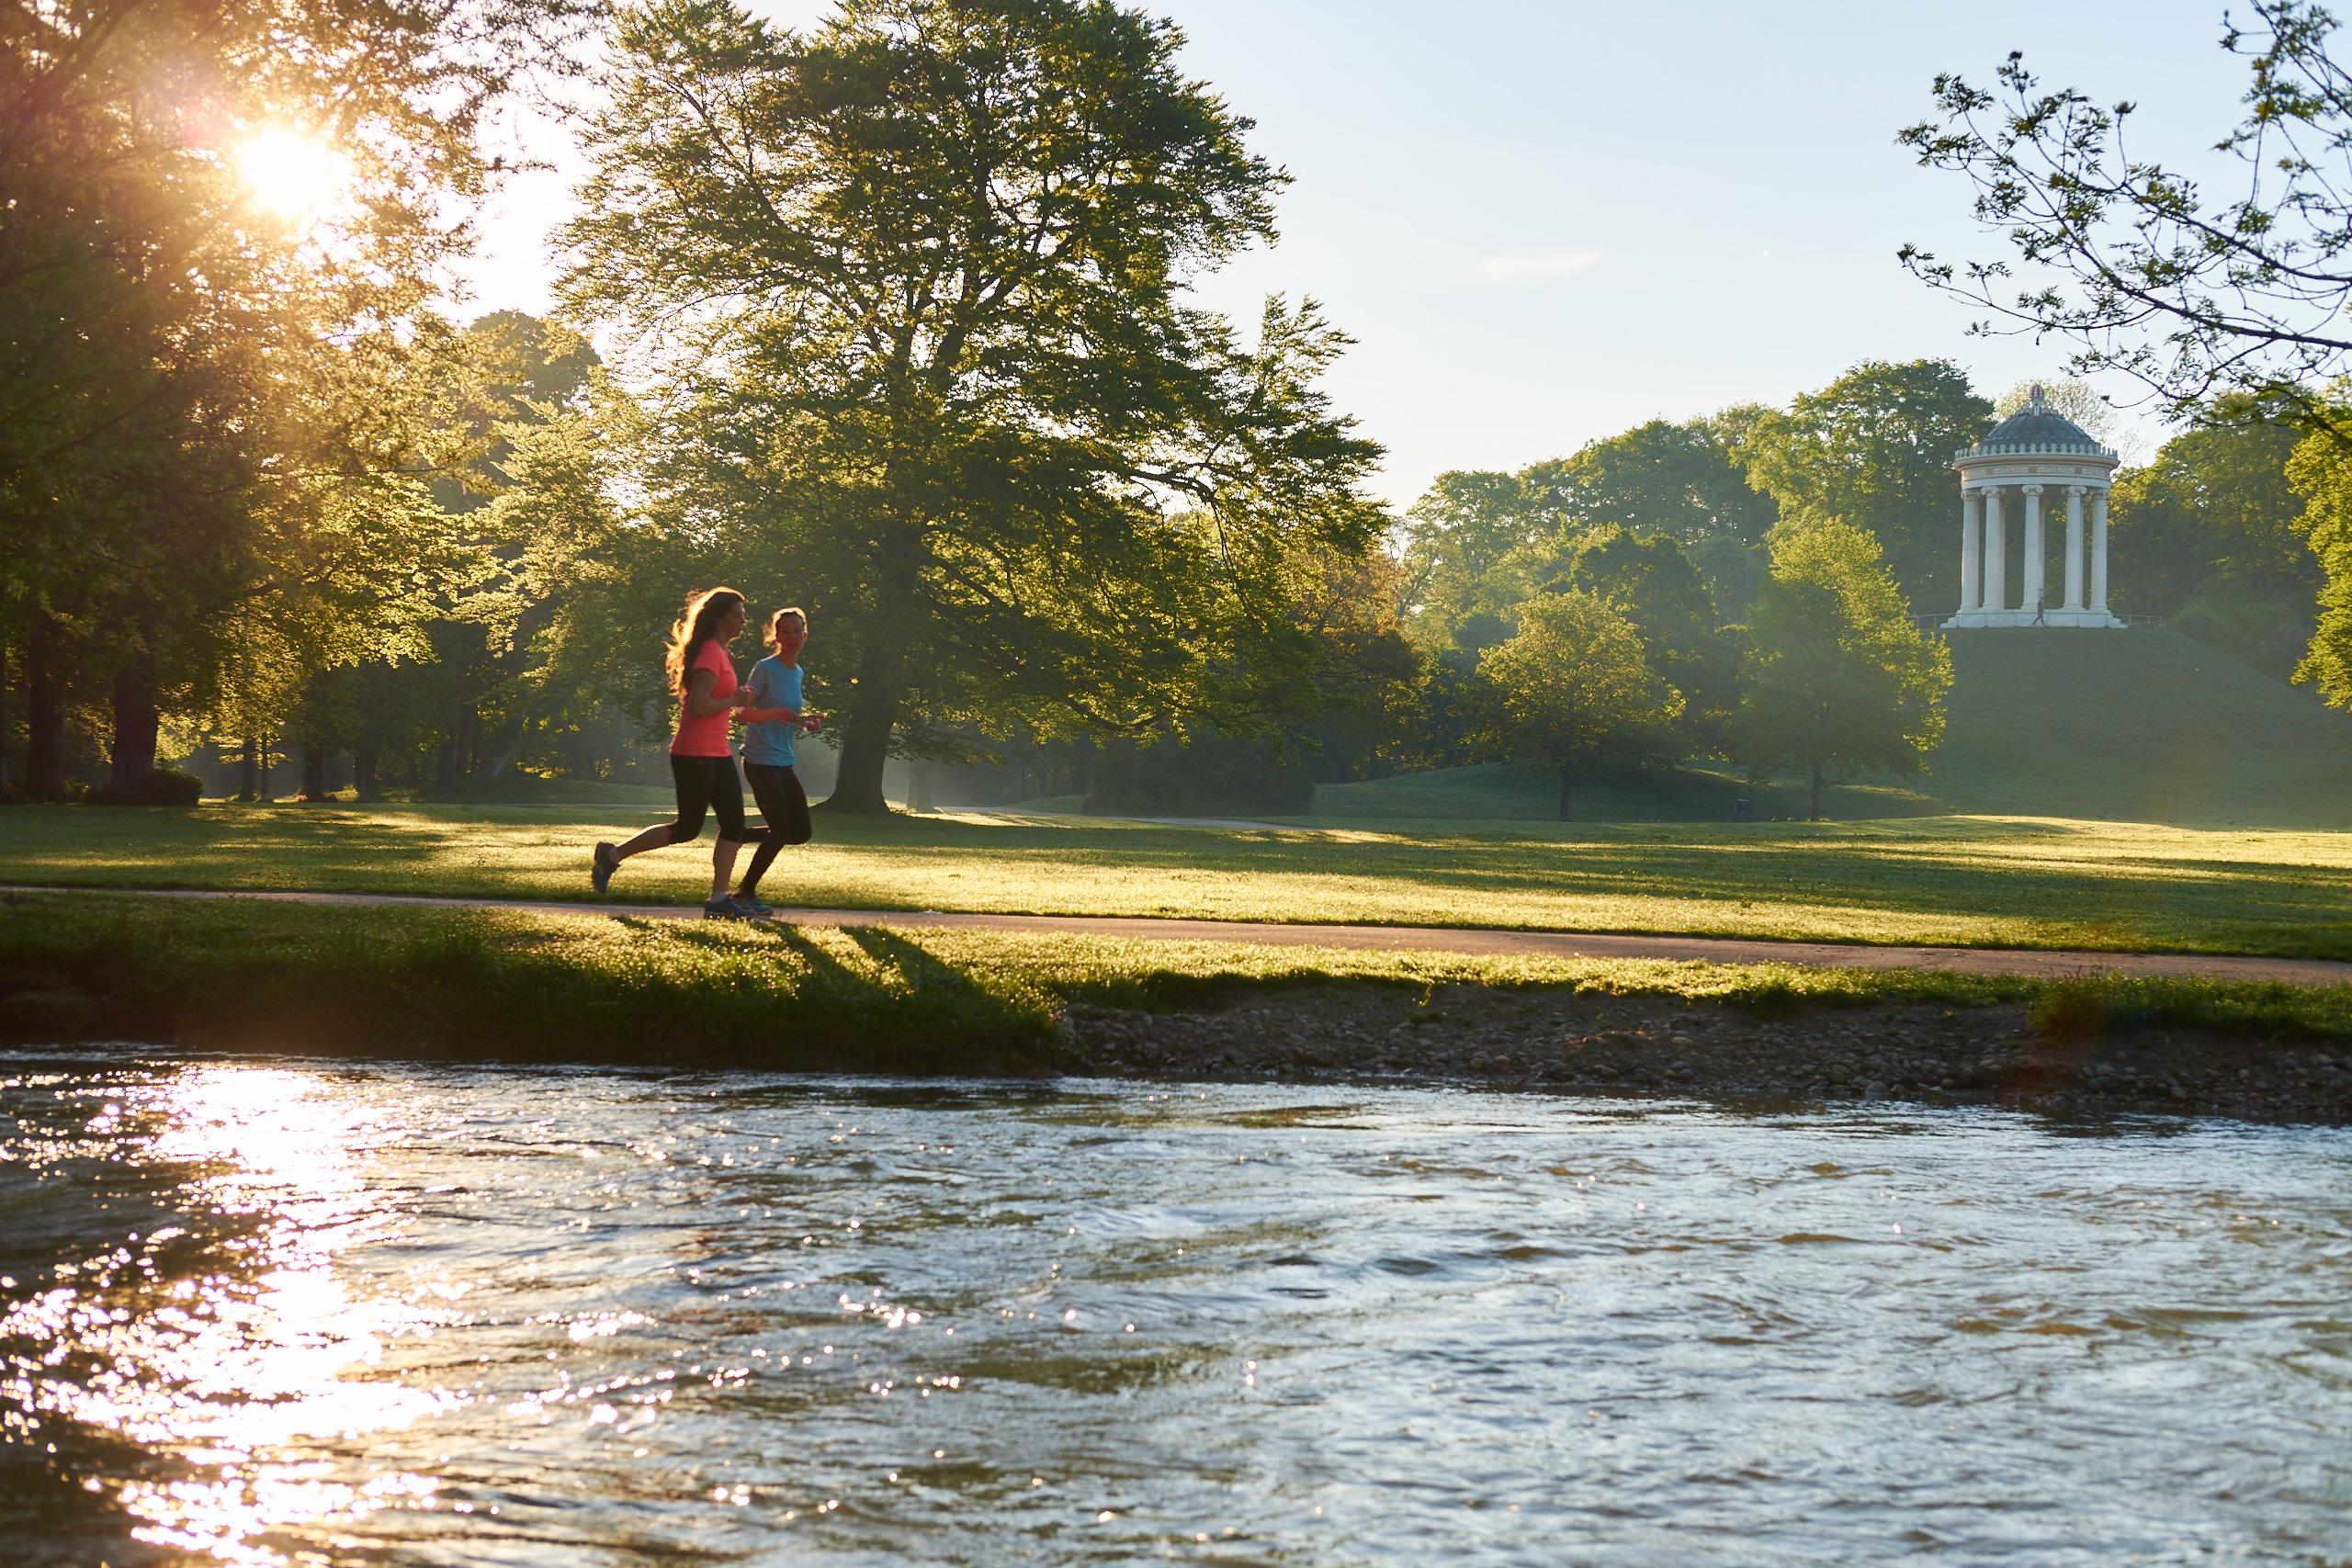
left=1738, top=360, right=1992, bottom=613
left=1472, top=589, right=1681, bottom=820
left=1526, top=419, right=1777, bottom=547
left=1730, top=514, right=1951, bottom=820
left=1527, top=525, right=1740, bottom=750
left=1397, top=469, right=1555, bottom=651
left=561, top=0, right=1383, bottom=813
left=2, top=0, right=592, bottom=795
left=2113, top=409, right=2319, bottom=677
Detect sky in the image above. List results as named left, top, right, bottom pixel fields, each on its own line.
left=465, top=0, right=2259, bottom=506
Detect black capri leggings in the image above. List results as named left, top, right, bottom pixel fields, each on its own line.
left=738, top=763, right=812, bottom=894
left=666, top=755, right=763, bottom=845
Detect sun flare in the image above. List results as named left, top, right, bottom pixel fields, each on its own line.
left=233, top=127, right=352, bottom=224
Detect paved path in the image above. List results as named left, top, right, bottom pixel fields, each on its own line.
left=19, top=886, right=2352, bottom=987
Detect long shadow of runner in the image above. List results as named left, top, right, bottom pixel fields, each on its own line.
left=832, top=923, right=1059, bottom=1077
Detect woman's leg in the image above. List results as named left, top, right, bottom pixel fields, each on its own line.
left=616, top=756, right=711, bottom=863
left=707, top=760, right=761, bottom=900
left=738, top=764, right=810, bottom=897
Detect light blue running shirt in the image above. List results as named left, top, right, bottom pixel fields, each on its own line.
left=740, top=657, right=803, bottom=767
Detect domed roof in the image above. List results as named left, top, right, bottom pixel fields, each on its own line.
left=1971, top=386, right=2107, bottom=454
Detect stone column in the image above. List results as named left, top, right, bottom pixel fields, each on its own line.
left=1982, top=486, right=2006, bottom=612
left=2064, top=485, right=2086, bottom=611
left=1959, top=490, right=1981, bottom=612
left=2091, top=487, right=2110, bottom=615
left=2021, top=484, right=2045, bottom=613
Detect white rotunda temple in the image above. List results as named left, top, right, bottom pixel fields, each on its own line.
left=1944, top=387, right=2124, bottom=629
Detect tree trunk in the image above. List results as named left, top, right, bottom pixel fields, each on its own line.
left=1556, top=758, right=1573, bottom=822
left=107, top=666, right=160, bottom=795
left=237, top=738, right=258, bottom=801
left=301, top=747, right=327, bottom=801
left=255, top=736, right=274, bottom=802
left=435, top=736, right=458, bottom=792
left=821, top=642, right=903, bottom=814
left=354, top=742, right=378, bottom=801
left=0, top=640, right=10, bottom=793
left=909, top=757, right=936, bottom=812
left=25, top=620, right=65, bottom=800
left=1808, top=760, right=1823, bottom=822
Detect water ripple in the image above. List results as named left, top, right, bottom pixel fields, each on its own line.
left=0, top=1052, right=2346, bottom=1565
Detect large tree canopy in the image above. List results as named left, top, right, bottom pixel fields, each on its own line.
left=1473, top=589, right=1681, bottom=821
left=561, top=0, right=1384, bottom=811
left=1527, top=419, right=1777, bottom=547
left=2, top=0, right=591, bottom=795
left=1739, top=359, right=1992, bottom=613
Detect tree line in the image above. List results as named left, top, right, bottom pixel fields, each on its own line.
left=6, top=0, right=2349, bottom=820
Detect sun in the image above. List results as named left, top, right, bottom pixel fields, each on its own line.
left=233, top=127, right=353, bottom=224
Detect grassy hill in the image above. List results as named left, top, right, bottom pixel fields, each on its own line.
left=1308, top=627, right=2352, bottom=828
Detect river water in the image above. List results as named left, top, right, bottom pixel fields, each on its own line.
left=0, top=1052, right=2346, bottom=1567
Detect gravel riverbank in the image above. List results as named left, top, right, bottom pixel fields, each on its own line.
left=1061, top=985, right=2352, bottom=1127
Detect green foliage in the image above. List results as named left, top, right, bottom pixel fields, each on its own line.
left=1731, top=514, right=1951, bottom=818
left=2286, top=416, right=2352, bottom=713
left=2, top=0, right=594, bottom=795
left=1402, top=419, right=1770, bottom=651
left=560, top=0, right=1384, bottom=812
left=2113, top=412, right=2318, bottom=673
left=1399, top=470, right=1558, bottom=649
left=1528, top=526, right=1740, bottom=749
left=1473, top=590, right=1683, bottom=818
left=1526, top=418, right=1777, bottom=546
left=1738, top=360, right=1993, bottom=610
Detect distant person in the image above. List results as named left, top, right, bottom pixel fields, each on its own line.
left=591, top=587, right=764, bottom=918
left=728, top=606, right=825, bottom=916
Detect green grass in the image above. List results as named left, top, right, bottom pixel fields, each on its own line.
left=6, top=894, right=2348, bottom=1068
left=5, top=799, right=2352, bottom=959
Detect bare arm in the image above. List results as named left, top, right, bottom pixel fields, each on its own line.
left=684, top=666, right=740, bottom=717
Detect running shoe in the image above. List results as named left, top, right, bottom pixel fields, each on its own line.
left=732, top=892, right=774, bottom=918
left=592, top=841, right=618, bottom=894
left=703, top=896, right=751, bottom=920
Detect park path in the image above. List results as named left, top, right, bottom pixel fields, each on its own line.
left=21, top=885, right=2352, bottom=987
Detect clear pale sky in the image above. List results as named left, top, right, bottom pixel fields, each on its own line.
left=466, top=1, right=2255, bottom=505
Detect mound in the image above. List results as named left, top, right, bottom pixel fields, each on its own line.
left=1930, top=626, right=2348, bottom=826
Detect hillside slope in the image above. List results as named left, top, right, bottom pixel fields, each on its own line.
left=1927, top=627, right=2349, bottom=825
left=1309, top=628, right=2351, bottom=827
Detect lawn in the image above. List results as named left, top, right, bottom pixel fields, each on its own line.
left=5, top=800, right=2351, bottom=960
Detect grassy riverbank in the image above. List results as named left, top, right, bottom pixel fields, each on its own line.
left=4, top=895, right=2350, bottom=1125
left=6, top=802, right=2352, bottom=959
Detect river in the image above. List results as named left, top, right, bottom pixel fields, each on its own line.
left=1, top=1050, right=2346, bottom=1565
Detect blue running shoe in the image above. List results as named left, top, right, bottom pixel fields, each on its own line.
left=592, top=841, right=618, bottom=894
left=732, top=892, right=774, bottom=918
left=703, top=896, right=750, bottom=920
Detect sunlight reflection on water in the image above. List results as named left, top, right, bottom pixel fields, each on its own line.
left=0, top=1054, right=2347, bottom=1566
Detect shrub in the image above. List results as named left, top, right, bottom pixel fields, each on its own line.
left=92, top=768, right=203, bottom=807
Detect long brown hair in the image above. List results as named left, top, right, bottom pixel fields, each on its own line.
left=664, top=587, right=744, bottom=699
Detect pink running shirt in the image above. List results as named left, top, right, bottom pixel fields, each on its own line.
left=669, top=639, right=738, bottom=757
